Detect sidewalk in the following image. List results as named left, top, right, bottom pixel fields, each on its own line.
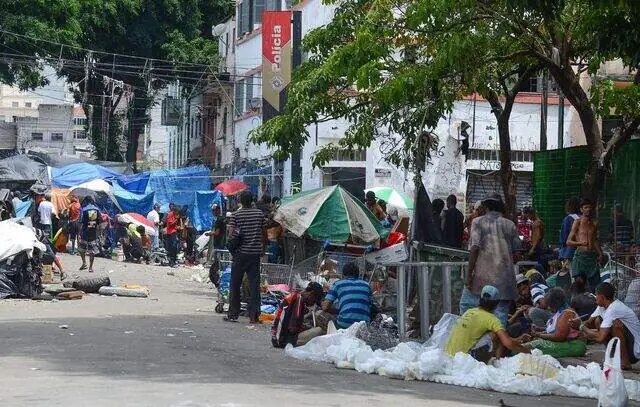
left=561, top=343, right=640, bottom=381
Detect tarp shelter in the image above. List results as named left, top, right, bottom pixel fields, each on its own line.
left=146, top=165, right=211, bottom=213
left=113, top=183, right=155, bottom=215
left=187, top=191, right=224, bottom=232
left=115, top=172, right=150, bottom=195
left=50, top=189, right=72, bottom=216
left=13, top=198, right=30, bottom=218
left=51, top=163, right=121, bottom=188
left=69, top=179, right=121, bottom=215
left=0, top=155, right=50, bottom=190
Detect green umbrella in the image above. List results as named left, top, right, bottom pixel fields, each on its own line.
left=365, top=186, right=414, bottom=211
left=275, top=185, right=389, bottom=244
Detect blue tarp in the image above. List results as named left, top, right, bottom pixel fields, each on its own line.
left=146, top=165, right=211, bottom=213
left=113, top=183, right=155, bottom=215
left=188, top=191, right=224, bottom=232
left=116, top=172, right=150, bottom=195
left=51, top=163, right=121, bottom=188
left=14, top=199, right=31, bottom=218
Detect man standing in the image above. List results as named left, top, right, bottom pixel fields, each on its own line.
left=461, top=194, right=521, bottom=327
left=146, top=203, right=161, bottom=250
left=67, top=196, right=81, bottom=254
left=526, top=207, right=545, bottom=264
left=442, top=194, right=464, bottom=248
left=78, top=196, right=102, bottom=273
left=225, top=192, right=266, bottom=323
left=584, top=282, right=640, bottom=370
left=164, top=203, right=179, bottom=267
left=37, top=193, right=54, bottom=239
left=567, top=198, right=605, bottom=292
left=365, top=191, right=386, bottom=221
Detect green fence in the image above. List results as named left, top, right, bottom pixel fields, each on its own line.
left=533, top=140, right=640, bottom=246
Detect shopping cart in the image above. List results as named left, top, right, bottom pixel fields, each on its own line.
left=210, top=249, right=234, bottom=313
left=291, top=242, right=369, bottom=289
left=260, top=258, right=295, bottom=289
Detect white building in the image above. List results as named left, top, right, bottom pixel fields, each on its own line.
left=0, top=85, right=39, bottom=123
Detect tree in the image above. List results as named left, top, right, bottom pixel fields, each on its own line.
left=0, top=0, right=233, bottom=163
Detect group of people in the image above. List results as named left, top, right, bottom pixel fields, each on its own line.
left=446, top=194, right=640, bottom=370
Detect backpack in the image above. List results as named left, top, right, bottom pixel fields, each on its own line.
left=271, top=292, right=302, bottom=348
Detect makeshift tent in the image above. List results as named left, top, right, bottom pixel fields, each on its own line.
left=0, top=155, right=49, bottom=183
left=116, top=213, right=157, bottom=236
left=115, top=172, right=150, bottom=195
left=113, top=183, right=154, bottom=215
left=51, top=163, right=121, bottom=188
left=13, top=198, right=30, bottom=218
left=146, top=165, right=211, bottom=213
left=188, top=191, right=224, bottom=232
left=50, top=188, right=72, bottom=216
left=275, top=185, right=389, bottom=244
left=69, top=179, right=121, bottom=214
left=0, top=220, right=46, bottom=262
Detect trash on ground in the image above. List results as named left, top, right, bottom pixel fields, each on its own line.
left=98, top=285, right=149, bottom=298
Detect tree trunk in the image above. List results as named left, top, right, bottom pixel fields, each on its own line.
left=548, top=64, right=604, bottom=202
left=497, top=116, right=517, bottom=220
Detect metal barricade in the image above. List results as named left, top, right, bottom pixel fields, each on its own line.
left=382, top=261, right=467, bottom=339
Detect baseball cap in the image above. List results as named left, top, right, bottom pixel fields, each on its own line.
left=516, top=274, right=529, bottom=286
left=481, top=285, right=500, bottom=301
left=524, top=269, right=539, bottom=280
left=366, top=191, right=376, bottom=200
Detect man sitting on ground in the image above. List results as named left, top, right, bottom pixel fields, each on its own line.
left=322, top=262, right=373, bottom=329
left=271, top=282, right=324, bottom=348
left=120, top=224, right=149, bottom=263
left=446, top=285, right=531, bottom=362
left=583, top=282, right=640, bottom=370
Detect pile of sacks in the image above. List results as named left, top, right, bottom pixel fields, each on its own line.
left=0, top=221, right=46, bottom=299
left=285, top=317, right=640, bottom=401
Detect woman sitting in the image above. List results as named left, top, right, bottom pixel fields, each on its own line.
left=524, top=287, right=587, bottom=358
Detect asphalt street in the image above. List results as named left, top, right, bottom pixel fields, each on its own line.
left=0, top=253, right=623, bottom=406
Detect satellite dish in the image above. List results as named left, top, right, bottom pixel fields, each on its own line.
left=212, top=24, right=227, bottom=37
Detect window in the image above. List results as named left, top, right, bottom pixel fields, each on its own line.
left=234, top=80, right=245, bottom=116
left=216, top=151, right=222, bottom=167
left=51, top=132, right=64, bottom=142
left=236, top=4, right=243, bottom=37
left=73, top=117, right=87, bottom=126
left=0, top=116, right=5, bottom=122
left=225, top=32, right=229, bottom=57
left=332, top=149, right=366, bottom=161
left=25, top=102, right=32, bottom=108
left=74, top=130, right=87, bottom=139
left=31, top=132, right=43, bottom=141
left=221, top=107, right=228, bottom=139
left=246, top=75, right=254, bottom=109
left=254, top=0, right=265, bottom=25
left=519, top=77, right=541, bottom=93
left=266, top=0, right=281, bottom=10
left=232, top=28, right=236, bottom=52
left=12, top=102, right=19, bottom=108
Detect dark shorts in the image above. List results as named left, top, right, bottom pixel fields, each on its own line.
left=68, top=221, right=80, bottom=238
left=78, top=239, right=101, bottom=255
left=622, top=323, right=639, bottom=364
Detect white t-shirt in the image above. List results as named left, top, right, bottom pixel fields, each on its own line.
left=591, top=299, right=640, bottom=357
left=146, top=210, right=160, bottom=229
left=38, top=201, right=53, bottom=225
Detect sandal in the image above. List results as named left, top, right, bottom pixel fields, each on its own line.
left=79, top=264, right=87, bottom=271
left=223, top=316, right=239, bottom=323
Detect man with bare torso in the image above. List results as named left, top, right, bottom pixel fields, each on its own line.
left=567, top=198, right=604, bottom=293
left=526, top=207, right=545, bottom=265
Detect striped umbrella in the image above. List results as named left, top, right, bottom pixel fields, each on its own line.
left=365, top=186, right=414, bottom=212
left=116, top=212, right=158, bottom=236
left=274, top=185, right=389, bottom=244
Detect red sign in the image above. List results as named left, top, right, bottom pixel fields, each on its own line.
left=262, top=11, right=292, bottom=120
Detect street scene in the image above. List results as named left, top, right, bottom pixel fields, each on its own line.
left=1, top=0, right=640, bottom=406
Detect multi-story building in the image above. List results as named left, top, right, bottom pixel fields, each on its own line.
left=0, top=84, right=39, bottom=122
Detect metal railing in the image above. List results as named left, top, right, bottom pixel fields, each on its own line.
left=381, top=261, right=468, bottom=339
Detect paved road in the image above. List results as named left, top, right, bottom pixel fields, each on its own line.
left=0, top=254, right=616, bottom=406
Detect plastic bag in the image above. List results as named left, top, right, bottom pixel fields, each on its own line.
left=425, top=313, right=459, bottom=349
left=598, top=337, right=629, bottom=407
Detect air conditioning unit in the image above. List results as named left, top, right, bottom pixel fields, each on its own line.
left=247, top=97, right=261, bottom=110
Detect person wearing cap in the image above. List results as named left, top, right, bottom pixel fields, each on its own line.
left=147, top=203, right=161, bottom=250
left=507, top=274, right=533, bottom=337
left=446, top=285, right=531, bottom=361
left=271, top=282, right=325, bottom=348
left=365, top=191, right=386, bottom=221
left=461, top=194, right=521, bottom=327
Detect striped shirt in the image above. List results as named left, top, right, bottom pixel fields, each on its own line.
left=325, top=277, right=372, bottom=329
left=531, top=283, right=549, bottom=306
left=228, top=208, right=265, bottom=255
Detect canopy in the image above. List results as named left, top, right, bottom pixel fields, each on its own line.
left=50, top=188, right=72, bottom=216
left=116, top=172, right=150, bottom=195
left=116, top=213, right=157, bottom=236
left=187, top=191, right=225, bottom=232
left=0, top=155, right=49, bottom=183
left=215, top=179, right=248, bottom=196
left=274, top=185, right=389, bottom=244
left=113, top=183, right=155, bottom=216
left=51, top=163, right=121, bottom=188
left=365, top=186, right=414, bottom=213
left=146, top=165, right=211, bottom=213
left=70, top=179, right=121, bottom=211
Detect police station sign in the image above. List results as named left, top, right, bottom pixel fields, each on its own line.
left=262, top=11, right=292, bottom=121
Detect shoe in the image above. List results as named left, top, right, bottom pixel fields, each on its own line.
left=223, top=316, right=238, bottom=323
left=79, top=264, right=87, bottom=271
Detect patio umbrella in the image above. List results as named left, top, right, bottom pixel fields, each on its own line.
left=115, top=212, right=157, bottom=236
left=274, top=185, right=389, bottom=244
left=69, top=179, right=122, bottom=211
left=214, top=179, right=248, bottom=196
left=365, top=186, right=413, bottom=213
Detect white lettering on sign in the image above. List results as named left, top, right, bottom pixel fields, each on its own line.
left=271, top=25, right=282, bottom=72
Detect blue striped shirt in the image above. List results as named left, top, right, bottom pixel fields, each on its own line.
left=325, top=277, right=372, bottom=329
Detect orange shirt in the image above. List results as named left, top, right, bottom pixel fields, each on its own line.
left=165, top=211, right=178, bottom=235
left=69, top=202, right=81, bottom=221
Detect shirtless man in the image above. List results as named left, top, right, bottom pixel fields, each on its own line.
left=566, top=198, right=604, bottom=293
left=527, top=208, right=545, bottom=264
